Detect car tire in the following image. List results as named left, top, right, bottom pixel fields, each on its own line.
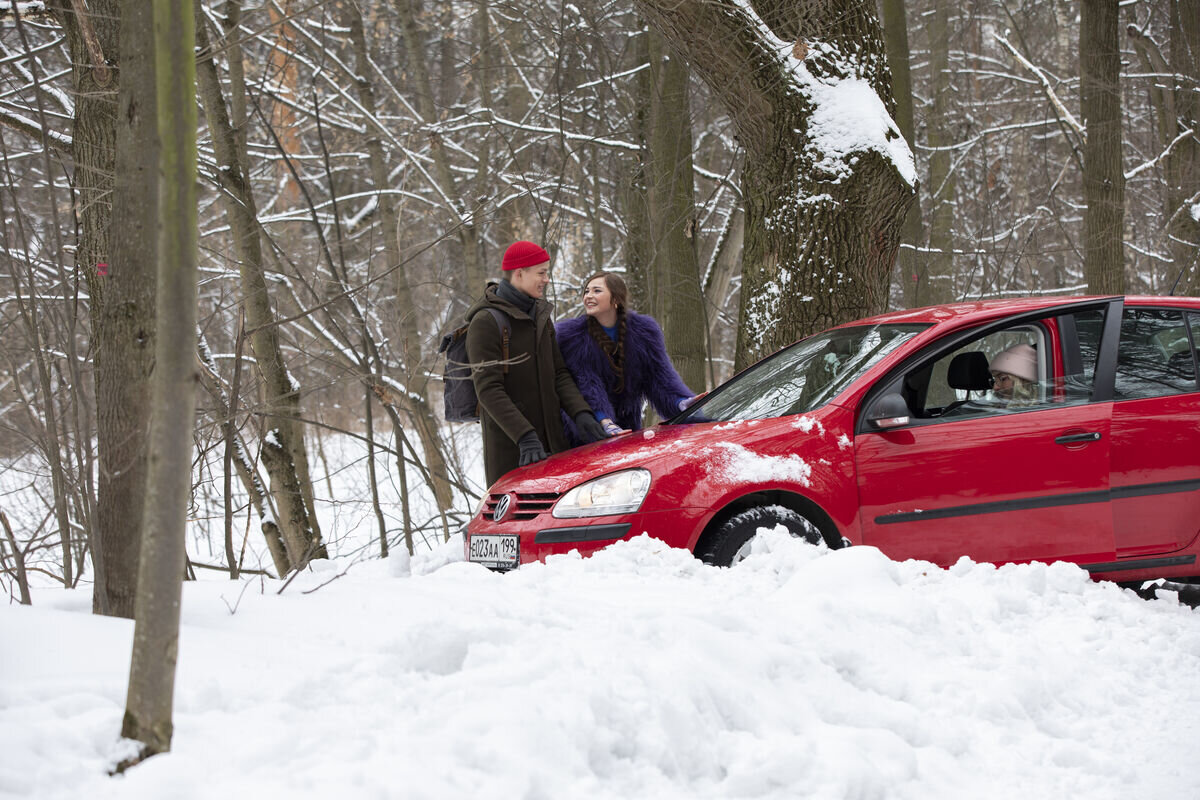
left=697, top=504, right=823, bottom=567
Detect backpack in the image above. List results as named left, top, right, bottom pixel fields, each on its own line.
left=438, top=307, right=511, bottom=423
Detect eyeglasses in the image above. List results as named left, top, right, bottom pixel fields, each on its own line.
left=990, top=372, right=1016, bottom=385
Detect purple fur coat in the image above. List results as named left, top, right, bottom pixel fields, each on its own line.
left=556, top=311, right=693, bottom=441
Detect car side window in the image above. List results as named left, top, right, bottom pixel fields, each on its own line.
left=1114, top=308, right=1198, bottom=399
left=913, top=325, right=1048, bottom=418
left=890, top=307, right=1109, bottom=426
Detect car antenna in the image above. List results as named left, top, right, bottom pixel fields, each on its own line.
left=1167, top=250, right=1200, bottom=296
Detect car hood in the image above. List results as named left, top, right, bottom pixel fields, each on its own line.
left=487, top=413, right=837, bottom=495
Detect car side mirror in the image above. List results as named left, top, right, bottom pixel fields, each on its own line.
left=866, top=393, right=911, bottom=430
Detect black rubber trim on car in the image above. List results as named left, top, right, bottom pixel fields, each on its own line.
left=1082, top=555, right=1196, bottom=573
left=1111, top=478, right=1200, bottom=499
left=534, top=523, right=632, bottom=544
left=875, top=478, right=1200, bottom=525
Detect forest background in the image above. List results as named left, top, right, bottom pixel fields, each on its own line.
left=0, top=0, right=1197, bottom=624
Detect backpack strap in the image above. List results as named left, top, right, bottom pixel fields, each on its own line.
left=486, top=307, right=512, bottom=374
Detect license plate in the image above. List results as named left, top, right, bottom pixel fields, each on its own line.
left=468, top=534, right=519, bottom=570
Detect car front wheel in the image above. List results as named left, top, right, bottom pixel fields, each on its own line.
left=697, top=504, right=823, bottom=567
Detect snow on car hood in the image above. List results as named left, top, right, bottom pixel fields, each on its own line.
left=491, top=413, right=836, bottom=494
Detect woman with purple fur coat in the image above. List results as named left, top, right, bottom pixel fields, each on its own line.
left=556, top=272, right=698, bottom=442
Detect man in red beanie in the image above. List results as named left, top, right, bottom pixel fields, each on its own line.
left=465, top=241, right=608, bottom=485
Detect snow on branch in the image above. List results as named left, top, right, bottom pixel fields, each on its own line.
left=0, top=108, right=70, bottom=151
left=472, top=108, right=640, bottom=153
left=1125, top=128, right=1196, bottom=180
left=0, top=2, right=50, bottom=19
left=1123, top=240, right=1174, bottom=264
left=574, top=63, right=650, bottom=91
left=994, top=33, right=1085, bottom=140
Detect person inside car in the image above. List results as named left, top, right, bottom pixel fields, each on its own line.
left=989, top=343, right=1039, bottom=407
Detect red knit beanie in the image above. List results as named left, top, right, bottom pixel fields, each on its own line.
left=502, top=240, right=550, bottom=271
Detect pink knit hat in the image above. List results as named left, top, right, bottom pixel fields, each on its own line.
left=990, top=344, right=1037, bottom=383
left=501, top=240, right=550, bottom=271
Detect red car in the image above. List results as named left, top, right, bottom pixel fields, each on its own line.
left=465, top=296, right=1200, bottom=585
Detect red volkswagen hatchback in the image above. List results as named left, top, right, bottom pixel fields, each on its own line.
left=465, top=296, right=1200, bottom=584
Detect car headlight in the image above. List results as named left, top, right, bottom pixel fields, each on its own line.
left=552, top=469, right=651, bottom=518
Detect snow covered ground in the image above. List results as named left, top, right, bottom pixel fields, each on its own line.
left=4, top=528, right=1200, bottom=799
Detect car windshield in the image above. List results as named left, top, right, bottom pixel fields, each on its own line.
left=676, top=323, right=929, bottom=423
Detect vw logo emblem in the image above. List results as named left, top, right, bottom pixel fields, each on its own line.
left=493, top=494, right=512, bottom=521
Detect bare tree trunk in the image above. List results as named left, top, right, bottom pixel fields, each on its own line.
left=121, top=0, right=197, bottom=757
left=1081, top=0, right=1126, bottom=294
left=1142, top=0, right=1200, bottom=293
left=398, top=429, right=413, bottom=556
left=346, top=6, right=455, bottom=513
left=922, top=0, right=957, bottom=305
left=704, top=207, right=744, bottom=386
left=221, top=325, right=244, bottom=580
left=1, top=511, right=32, bottom=604
left=82, top=0, right=159, bottom=618
left=646, top=29, right=707, bottom=392
left=267, top=0, right=301, bottom=211
left=40, top=0, right=124, bottom=596
left=194, top=15, right=326, bottom=568
left=196, top=345, right=290, bottom=576
left=365, top=391, right=388, bottom=558
left=881, top=0, right=923, bottom=308
left=622, top=27, right=653, bottom=306
left=1163, top=0, right=1200, bottom=294
left=395, top=0, right=482, bottom=297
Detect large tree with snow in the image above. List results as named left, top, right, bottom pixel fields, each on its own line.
left=632, top=0, right=917, bottom=368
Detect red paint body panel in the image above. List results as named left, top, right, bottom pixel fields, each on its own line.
left=855, top=404, right=1115, bottom=566
left=1110, top=394, right=1200, bottom=556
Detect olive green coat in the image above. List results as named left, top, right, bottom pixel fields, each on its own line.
left=466, top=283, right=592, bottom=487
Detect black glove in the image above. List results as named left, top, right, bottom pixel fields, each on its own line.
left=517, top=431, right=548, bottom=466
left=574, top=412, right=608, bottom=444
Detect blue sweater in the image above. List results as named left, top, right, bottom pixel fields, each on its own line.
left=556, top=311, right=694, bottom=439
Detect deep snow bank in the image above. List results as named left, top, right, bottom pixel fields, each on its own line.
left=3, top=532, right=1199, bottom=800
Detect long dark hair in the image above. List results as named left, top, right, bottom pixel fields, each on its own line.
left=582, top=272, right=629, bottom=394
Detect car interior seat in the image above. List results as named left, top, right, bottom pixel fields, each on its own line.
left=936, top=351, right=992, bottom=415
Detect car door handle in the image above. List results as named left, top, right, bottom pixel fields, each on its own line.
left=1055, top=432, right=1102, bottom=445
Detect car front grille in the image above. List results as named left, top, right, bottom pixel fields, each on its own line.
left=482, top=492, right=560, bottom=521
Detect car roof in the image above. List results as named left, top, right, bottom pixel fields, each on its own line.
left=836, top=295, right=1200, bottom=330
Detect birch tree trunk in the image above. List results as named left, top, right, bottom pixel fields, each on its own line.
left=194, top=16, right=326, bottom=568
left=121, top=0, right=197, bottom=756
left=1081, top=0, right=1126, bottom=294
left=633, top=0, right=917, bottom=369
